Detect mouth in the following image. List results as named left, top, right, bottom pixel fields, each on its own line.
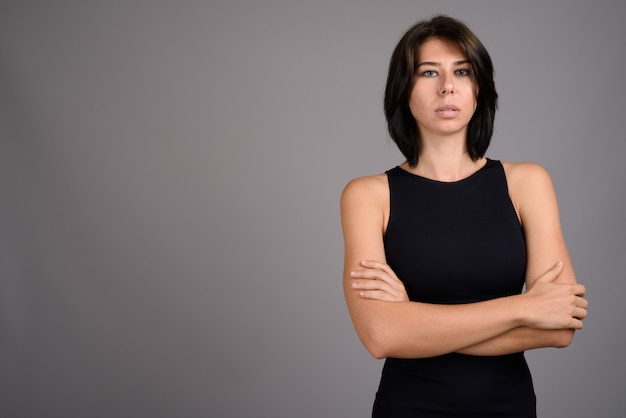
left=435, top=104, right=460, bottom=118
left=436, top=104, right=460, bottom=112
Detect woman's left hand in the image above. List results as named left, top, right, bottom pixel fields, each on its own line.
left=350, top=260, right=409, bottom=302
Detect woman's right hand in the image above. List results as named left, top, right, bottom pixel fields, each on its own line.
left=350, top=260, right=409, bottom=302
left=521, top=262, right=588, bottom=330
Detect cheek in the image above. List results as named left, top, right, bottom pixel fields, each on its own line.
left=408, top=100, right=427, bottom=123
left=408, top=91, right=429, bottom=118
left=468, top=87, right=478, bottom=114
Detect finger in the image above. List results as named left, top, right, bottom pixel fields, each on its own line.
left=354, top=278, right=408, bottom=299
left=573, top=306, right=588, bottom=320
left=352, top=277, right=408, bottom=302
left=360, top=260, right=396, bottom=278
left=575, top=296, right=589, bottom=309
left=356, top=261, right=409, bottom=301
left=352, top=279, right=394, bottom=293
left=361, top=260, right=396, bottom=275
left=569, top=318, right=584, bottom=330
left=351, top=268, right=391, bottom=283
left=573, top=284, right=586, bottom=297
left=534, top=261, right=564, bottom=284
left=352, top=266, right=401, bottom=289
left=358, top=289, right=400, bottom=302
left=360, top=260, right=403, bottom=286
left=352, top=274, right=406, bottom=300
left=360, top=259, right=386, bottom=268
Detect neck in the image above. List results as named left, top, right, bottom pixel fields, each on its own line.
left=404, top=128, right=485, bottom=182
left=405, top=141, right=485, bottom=182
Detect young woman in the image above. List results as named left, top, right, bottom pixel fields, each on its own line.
left=340, top=16, right=588, bottom=417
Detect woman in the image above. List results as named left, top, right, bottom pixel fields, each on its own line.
left=340, top=15, right=588, bottom=417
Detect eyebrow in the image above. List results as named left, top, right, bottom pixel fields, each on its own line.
left=416, top=59, right=471, bottom=68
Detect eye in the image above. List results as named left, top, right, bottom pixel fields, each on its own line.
left=455, top=68, right=471, bottom=76
left=422, top=70, right=437, bottom=77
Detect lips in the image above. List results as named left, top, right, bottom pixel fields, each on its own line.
left=436, top=104, right=459, bottom=112
left=436, top=104, right=460, bottom=118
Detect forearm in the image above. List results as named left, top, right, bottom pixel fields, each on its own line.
left=457, top=327, right=575, bottom=356
left=349, top=294, right=527, bottom=359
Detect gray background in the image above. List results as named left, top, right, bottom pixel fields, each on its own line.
left=1, top=1, right=624, bottom=417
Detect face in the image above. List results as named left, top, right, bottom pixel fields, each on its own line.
left=409, top=37, right=477, bottom=139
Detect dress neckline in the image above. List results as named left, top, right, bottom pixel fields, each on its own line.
left=394, top=158, right=494, bottom=185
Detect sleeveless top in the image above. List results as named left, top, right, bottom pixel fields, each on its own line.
left=373, top=159, right=536, bottom=417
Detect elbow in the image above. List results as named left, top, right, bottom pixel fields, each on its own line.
left=362, top=336, right=389, bottom=360
left=360, top=328, right=394, bottom=359
left=359, top=324, right=434, bottom=359
left=366, top=347, right=387, bottom=360
left=553, top=329, right=575, bottom=348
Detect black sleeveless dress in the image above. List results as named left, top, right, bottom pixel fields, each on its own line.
left=373, top=159, right=536, bottom=417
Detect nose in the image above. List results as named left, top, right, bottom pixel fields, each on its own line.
left=439, top=75, right=454, bottom=95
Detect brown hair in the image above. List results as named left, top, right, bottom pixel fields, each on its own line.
left=384, top=15, right=498, bottom=167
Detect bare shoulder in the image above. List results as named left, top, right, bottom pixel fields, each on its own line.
left=502, top=161, right=554, bottom=196
left=502, top=161, right=558, bottom=224
left=340, top=172, right=390, bottom=234
left=502, top=161, right=552, bottom=184
left=340, top=173, right=389, bottom=206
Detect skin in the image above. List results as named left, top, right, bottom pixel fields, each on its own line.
left=340, top=38, right=588, bottom=359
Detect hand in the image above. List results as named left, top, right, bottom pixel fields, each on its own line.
left=350, top=260, right=409, bottom=302
left=522, top=262, right=589, bottom=330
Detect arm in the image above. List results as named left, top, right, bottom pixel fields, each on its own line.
left=457, top=162, right=586, bottom=355
left=341, top=174, right=586, bottom=359
left=354, top=260, right=581, bottom=356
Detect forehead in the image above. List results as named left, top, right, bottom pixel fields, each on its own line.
left=417, top=37, right=468, bottom=62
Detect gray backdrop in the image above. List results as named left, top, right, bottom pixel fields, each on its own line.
left=1, top=1, right=624, bottom=417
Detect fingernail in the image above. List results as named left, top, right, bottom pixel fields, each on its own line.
left=352, top=282, right=359, bottom=288
left=350, top=271, right=356, bottom=276
left=556, top=261, right=563, bottom=267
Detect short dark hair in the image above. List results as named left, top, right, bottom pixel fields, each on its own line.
left=384, top=15, right=498, bottom=167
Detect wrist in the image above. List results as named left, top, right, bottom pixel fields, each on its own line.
left=507, top=293, right=530, bottom=327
